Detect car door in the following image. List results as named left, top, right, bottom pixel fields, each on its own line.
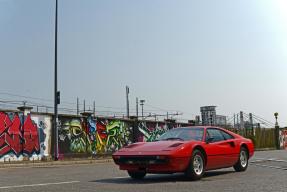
left=219, top=129, right=239, bottom=166
left=204, top=128, right=236, bottom=170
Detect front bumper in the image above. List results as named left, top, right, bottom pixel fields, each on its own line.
left=113, top=155, right=189, bottom=173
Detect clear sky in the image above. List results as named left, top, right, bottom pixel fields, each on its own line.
left=0, top=0, right=287, bottom=126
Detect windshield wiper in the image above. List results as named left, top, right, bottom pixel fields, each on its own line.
left=161, top=137, right=184, bottom=141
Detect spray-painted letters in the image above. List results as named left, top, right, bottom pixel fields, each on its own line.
left=0, top=112, right=40, bottom=160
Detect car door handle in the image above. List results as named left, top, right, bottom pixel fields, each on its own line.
left=227, top=141, right=235, bottom=147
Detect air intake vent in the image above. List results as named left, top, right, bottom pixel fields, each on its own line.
left=169, top=143, right=183, bottom=148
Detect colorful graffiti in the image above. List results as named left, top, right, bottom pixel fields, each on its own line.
left=137, top=122, right=184, bottom=142
left=105, top=120, right=132, bottom=152
left=59, top=118, right=90, bottom=153
left=137, top=122, right=169, bottom=142
left=86, top=117, right=134, bottom=154
left=0, top=112, right=42, bottom=161
left=58, top=116, right=133, bottom=155
left=2, top=109, right=285, bottom=160
left=87, top=116, right=97, bottom=154
left=31, top=115, right=51, bottom=157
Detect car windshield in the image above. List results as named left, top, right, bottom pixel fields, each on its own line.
left=157, top=127, right=204, bottom=141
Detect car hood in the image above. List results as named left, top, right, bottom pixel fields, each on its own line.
left=119, top=141, right=190, bottom=152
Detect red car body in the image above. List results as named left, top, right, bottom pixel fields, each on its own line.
left=113, top=126, right=254, bottom=176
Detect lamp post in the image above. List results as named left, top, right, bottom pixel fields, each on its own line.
left=274, top=112, right=280, bottom=150
left=54, top=0, right=60, bottom=160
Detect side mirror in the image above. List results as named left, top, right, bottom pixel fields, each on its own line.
left=206, top=137, right=214, bottom=144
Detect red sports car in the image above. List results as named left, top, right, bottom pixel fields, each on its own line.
left=112, top=126, right=254, bottom=180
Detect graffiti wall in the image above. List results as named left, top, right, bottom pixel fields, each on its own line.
left=0, top=112, right=49, bottom=162
left=137, top=121, right=184, bottom=142
left=58, top=117, right=88, bottom=154
left=95, top=118, right=132, bottom=153
left=0, top=110, right=193, bottom=160
left=137, top=121, right=168, bottom=142
left=58, top=116, right=133, bottom=156
left=2, top=109, right=285, bottom=160
left=31, top=114, right=52, bottom=158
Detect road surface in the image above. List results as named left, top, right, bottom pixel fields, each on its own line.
left=0, top=150, right=286, bottom=192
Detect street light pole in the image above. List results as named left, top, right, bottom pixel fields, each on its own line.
left=274, top=112, right=280, bottom=150
left=54, top=0, right=59, bottom=161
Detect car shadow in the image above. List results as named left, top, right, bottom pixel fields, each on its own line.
left=91, top=170, right=235, bottom=184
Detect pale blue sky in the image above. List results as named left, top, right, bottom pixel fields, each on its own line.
left=0, top=0, right=287, bottom=125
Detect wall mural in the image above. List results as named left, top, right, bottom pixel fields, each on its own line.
left=0, top=112, right=47, bottom=161
left=1, top=110, right=285, bottom=161
left=58, top=118, right=89, bottom=154
left=137, top=122, right=168, bottom=142
left=31, top=115, right=51, bottom=157
left=105, top=119, right=132, bottom=152
left=137, top=122, right=184, bottom=142
left=58, top=116, right=133, bottom=155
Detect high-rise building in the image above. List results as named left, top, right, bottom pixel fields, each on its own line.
left=200, top=106, right=216, bottom=126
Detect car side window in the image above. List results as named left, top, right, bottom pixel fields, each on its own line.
left=220, top=130, right=234, bottom=140
left=206, top=129, right=225, bottom=143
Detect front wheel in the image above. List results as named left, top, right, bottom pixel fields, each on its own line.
left=127, top=171, right=146, bottom=179
left=233, top=147, right=249, bottom=172
left=185, top=149, right=205, bottom=180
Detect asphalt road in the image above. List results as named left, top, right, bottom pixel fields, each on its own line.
left=0, top=150, right=286, bottom=192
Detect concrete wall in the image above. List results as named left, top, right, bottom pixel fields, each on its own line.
left=57, top=115, right=190, bottom=157
left=0, top=110, right=191, bottom=161
left=4, top=109, right=284, bottom=161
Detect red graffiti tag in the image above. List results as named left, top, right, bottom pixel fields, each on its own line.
left=96, top=121, right=108, bottom=139
left=0, top=112, right=40, bottom=157
left=23, top=115, right=40, bottom=154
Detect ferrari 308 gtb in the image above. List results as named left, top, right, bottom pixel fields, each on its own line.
left=112, top=126, right=254, bottom=180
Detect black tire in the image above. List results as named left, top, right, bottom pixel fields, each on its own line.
left=127, top=171, right=146, bottom=179
left=185, top=149, right=205, bottom=180
left=233, top=146, right=249, bottom=172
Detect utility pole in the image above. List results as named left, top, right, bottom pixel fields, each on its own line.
left=93, top=101, right=96, bottom=117
left=53, top=0, right=59, bottom=161
left=236, top=114, right=239, bottom=129
left=136, top=97, right=138, bottom=118
left=126, top=86, right=129, bottom=118
left=83, top=100, right=86, bottom=112
left=240, top=111, right=244, bottom=136
left=76, top=97, right=79, bottom=115
left=140, top=99, right=145, bottom=119
left=249, top=113, right=254, bottom=136
left=233, top=114, right=236, bottom=128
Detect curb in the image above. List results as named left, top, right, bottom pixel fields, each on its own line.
left=255, top=148, right=277, bottom=151
left=0, top=158, right=113, bottom=169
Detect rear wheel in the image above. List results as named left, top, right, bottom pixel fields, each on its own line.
left=233, top=147, right=249, bottom=172
left=185, top=149, right=205, bottom=180
left=127, top=171, right=146, bottom=179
